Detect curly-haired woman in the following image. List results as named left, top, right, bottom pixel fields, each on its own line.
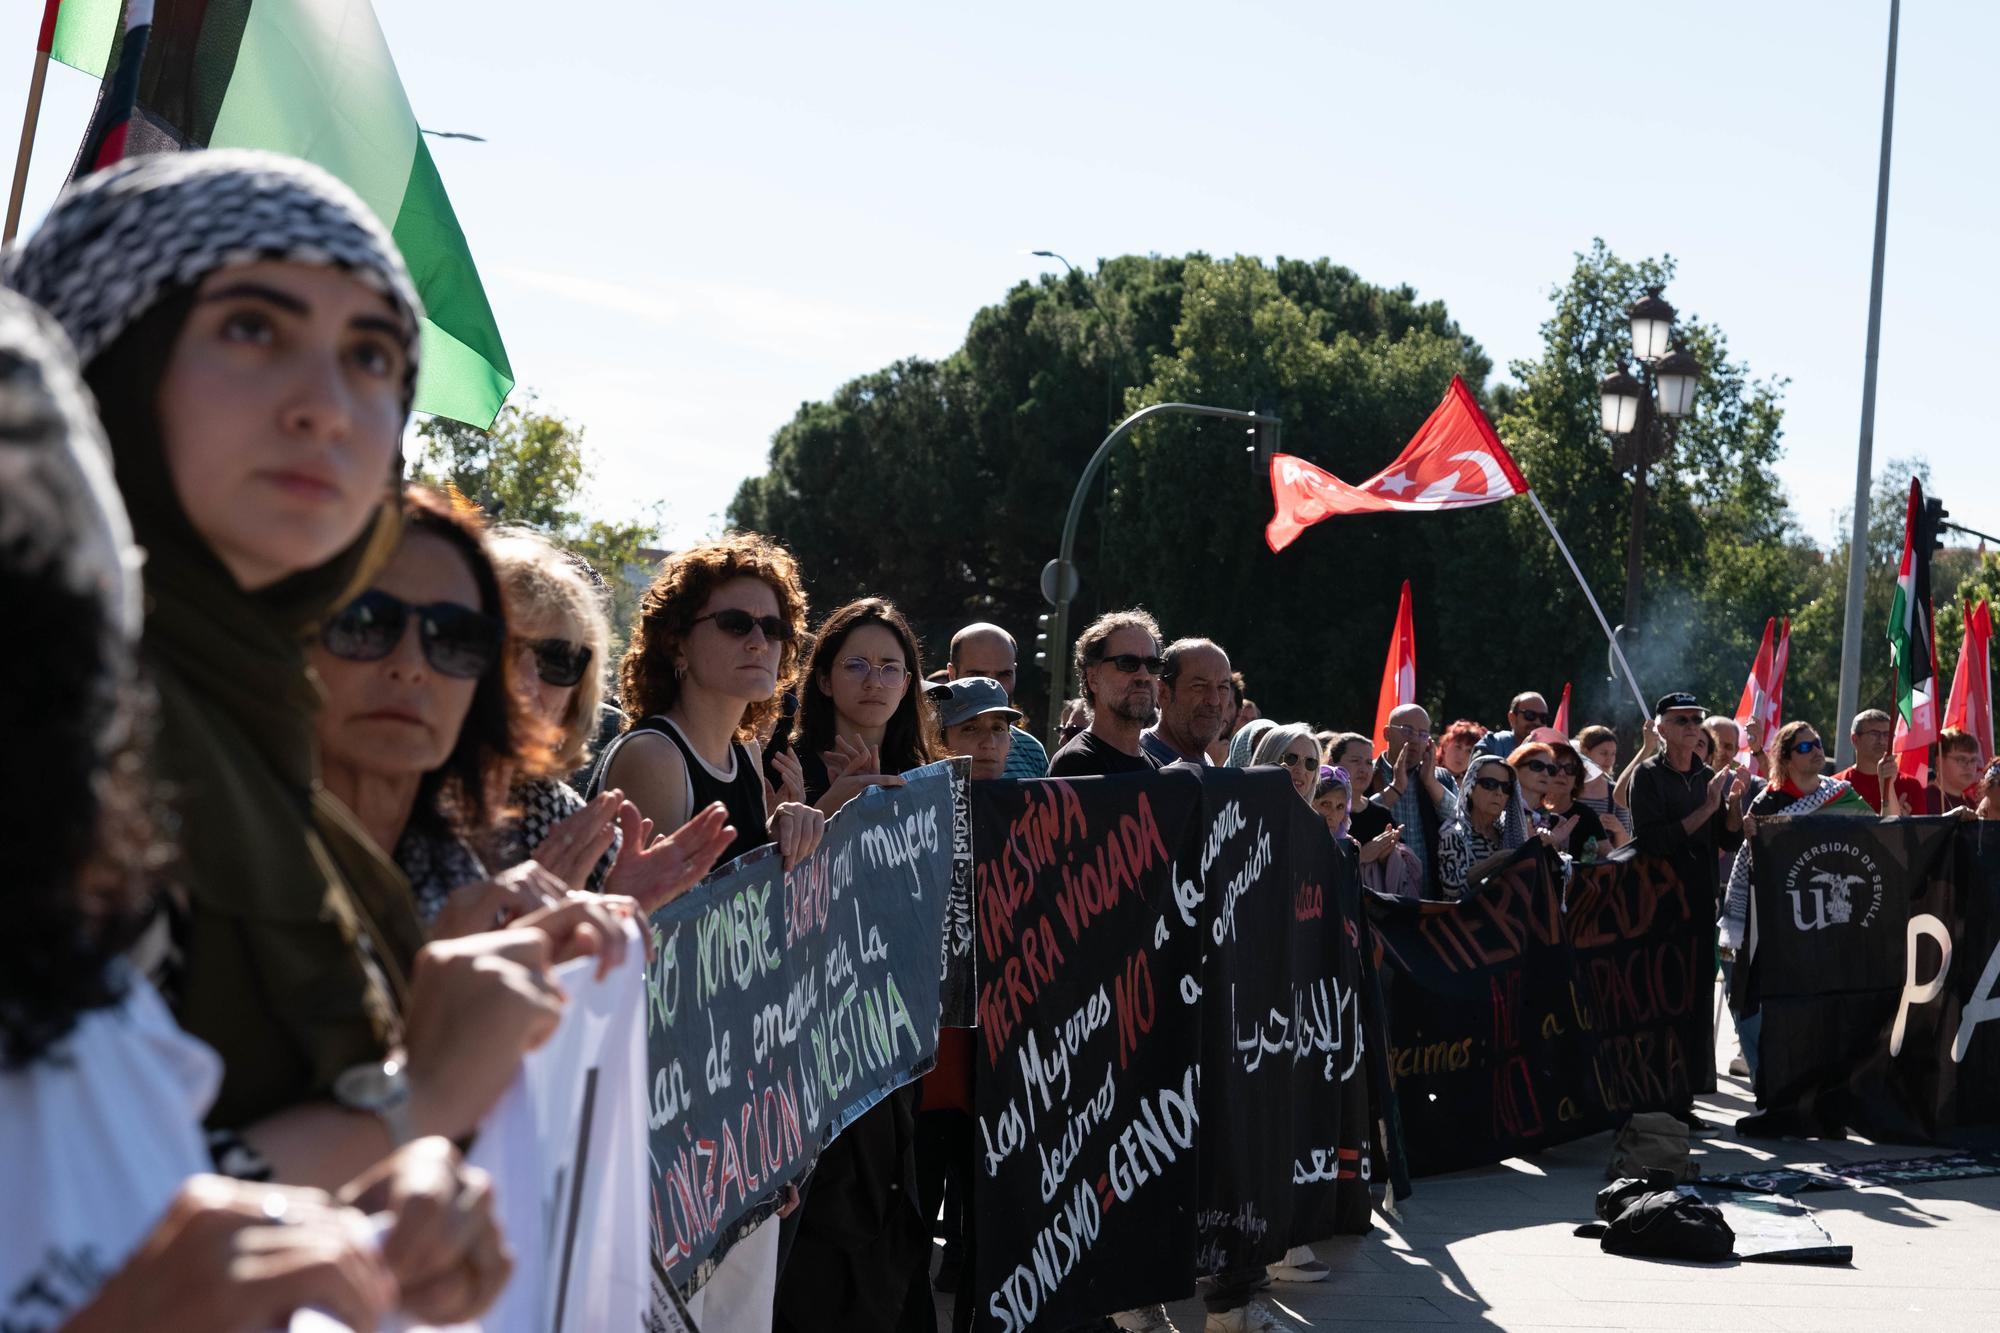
left=598, top=534, right=826, bottom=1331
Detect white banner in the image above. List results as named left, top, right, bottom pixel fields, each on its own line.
left=294, top=921, right=652, bottom=1333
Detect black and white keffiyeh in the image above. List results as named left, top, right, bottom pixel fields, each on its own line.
left=2, top=149, right=422, bottom=410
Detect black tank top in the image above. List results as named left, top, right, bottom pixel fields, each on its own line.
left=591, top=715, right=769, bottom=864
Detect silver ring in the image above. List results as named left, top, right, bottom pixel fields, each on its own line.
left=492, top=908, right=508, bottom=928
left=260, top=1192, right=292, bottom=1224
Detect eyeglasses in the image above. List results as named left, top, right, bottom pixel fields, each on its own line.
left=692, top=608, right=795, bottom=641
left=1386, top=725, right=1432, bottom=741
left=1662, top=714, right=1704, bottom=727
left=1854, top=728, right=1893, bottom=743
left=838, top=657, right=907, bottom=686
left=1472, top=776, right=1515, bottom=795
left=526, top=637, right=592, bottom=688
left=322, top=589, right=502, bottom=679
left=1515, top=709, right=1551, bottom=726
left=1519, top=758, right=1560, bottom=776
left=1099, top=653, right=1165, bottom=675
left=1791, top=738, right=1824, bottom=756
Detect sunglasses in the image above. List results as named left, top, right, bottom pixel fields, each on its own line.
left=693, top=608, right=795, bottom=641
left=1472, top=775, right=1516, bottom=795
left=1791, top=738, right=1824, bottom=756
left=1515, top=709, right=1551, bottom=726
left=322, top=589, right=503, bottom=680
left=526, top=637, right=592, bottom=688
left=1099, top=653, right=1165, bottom=675
left=1519, top=758, right=1560, bottom=776
left=1277, top=751, right=1314, bottom=769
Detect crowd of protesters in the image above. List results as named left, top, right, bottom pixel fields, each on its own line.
left=4, top=148, right=1998, bottom=1333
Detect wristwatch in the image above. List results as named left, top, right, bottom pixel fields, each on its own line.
left=333, top=1056, right=416, bottom=1149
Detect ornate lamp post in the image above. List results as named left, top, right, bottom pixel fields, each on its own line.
left=1599, top=287, right=1701, bottom=632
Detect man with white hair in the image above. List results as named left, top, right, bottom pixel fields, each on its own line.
left=1370, top=703, right=1459, bottom=899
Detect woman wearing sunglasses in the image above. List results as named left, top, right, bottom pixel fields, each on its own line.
left=775, top=596, right=942, bottom=1333
left=1252, top=723, right=1324, bottom=801
left=1718, top=721, right=1875, bottom=1080
left=3, top=152, right=602, bottom=1195
left=791, top=597, right=944, bottom=816
left=1511, top=740, right=1607, bottom=860
left=601, top=534, right=824, bottom=1333
left=1436, top=755, right=1541, bottom=900
left=315, top=489, right=716, bottom=945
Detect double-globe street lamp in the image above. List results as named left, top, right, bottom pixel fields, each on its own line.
left=1597, top=287, right=1702, bottom=641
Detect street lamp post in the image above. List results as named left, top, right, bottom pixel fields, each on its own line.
left=1598, top=287, right=1701, bottom=641
left=1031, top=250, right=1131, bottom=429
left=1040, top=402, right=1280, bottom=741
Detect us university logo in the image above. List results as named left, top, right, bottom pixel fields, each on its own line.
left=1783, top=840, right=1886, bottom=932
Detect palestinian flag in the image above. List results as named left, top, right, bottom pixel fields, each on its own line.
left=44, top=0, right=511, bottom=427
left=1888, top=478, right=1939, bottom=782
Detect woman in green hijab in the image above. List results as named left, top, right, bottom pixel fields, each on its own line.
left=5, top=150, right=565, bottom=1188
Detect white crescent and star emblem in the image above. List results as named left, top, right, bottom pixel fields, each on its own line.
left=1368, top=449, right=1515, bottom=510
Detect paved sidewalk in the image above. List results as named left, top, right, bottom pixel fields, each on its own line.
left=940, top=993, right=2000, bottom=1330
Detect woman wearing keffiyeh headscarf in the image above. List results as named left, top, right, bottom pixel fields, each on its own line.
left=1436, top=753, right=1535, bottom=899
left=4, top=151, right=574, bottom=1200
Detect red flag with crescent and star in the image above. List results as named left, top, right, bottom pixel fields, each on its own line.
left=1265, top=375, right=1530, bottom=552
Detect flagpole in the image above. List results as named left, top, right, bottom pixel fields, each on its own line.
left=1524, top=489, right=1651, bottom=719
left=4, top=47, right=51, bottom=244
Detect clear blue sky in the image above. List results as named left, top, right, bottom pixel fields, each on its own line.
left=7, top=1, right=1995, bottom=551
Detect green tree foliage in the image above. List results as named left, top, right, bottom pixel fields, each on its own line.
left=412, top=399, right=660, bottom=645
left=728, top=242, right=1947, bottom=744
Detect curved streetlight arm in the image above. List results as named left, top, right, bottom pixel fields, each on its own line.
left=1043, top=401, right=1278, bottom=742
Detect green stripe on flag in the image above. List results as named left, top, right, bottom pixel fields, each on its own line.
left=85, top=0, right=515, bottom=428
left=394, top=141, right=513, bottom=423
left=50, top=0, right=121, bottom=76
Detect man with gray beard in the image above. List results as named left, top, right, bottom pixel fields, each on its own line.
left=1049, top=610, right=1166, bottom=778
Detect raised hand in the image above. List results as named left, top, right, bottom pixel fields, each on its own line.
left=602, top=800, right=738, bottom=914
left=763, top=748, right=806, bottom=811
left=532, top=790, right=623, bottom=892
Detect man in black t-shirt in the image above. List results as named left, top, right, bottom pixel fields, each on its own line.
left=1049, top=609, right=1166, bottom=778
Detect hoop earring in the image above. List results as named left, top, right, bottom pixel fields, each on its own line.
left=674, top=662, right=687, bottom=682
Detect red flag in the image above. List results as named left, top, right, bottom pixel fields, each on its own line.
left=1945, top=598, right=1994, bottom=767
left=1552, top=682, right=1571, bottom=736
left=1733, top=618, right=1777, bottom=762
left=1266, top=375, right=1529, bottom=552
left=1372, top=580, right=1416, bottom=758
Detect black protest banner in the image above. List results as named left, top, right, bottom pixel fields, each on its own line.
left=970, top=768, right=1374, bottom=1331
left=641, top=757, right=967, bottom=1292
left=1740, top=816, right=2000, bottom=1142
left=1366, top=846, right=1711, bottom=1177
left=1195, top=766, right=1372, bottom=1274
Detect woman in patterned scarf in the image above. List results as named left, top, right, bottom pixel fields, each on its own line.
left=3, top=152, right=598, bottom=1196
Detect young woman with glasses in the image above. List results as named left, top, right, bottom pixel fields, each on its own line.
left=791, top=597, right=944, bottom=815
left=774, top=597, right=943, bottom=1332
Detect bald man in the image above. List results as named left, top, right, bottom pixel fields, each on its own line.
left=947, top=622, right=1048, bottom=778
